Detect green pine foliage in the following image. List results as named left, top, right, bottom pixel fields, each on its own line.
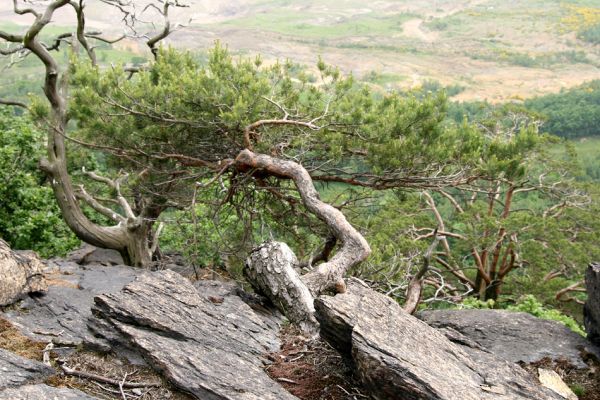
left=0, top=109, right=80, bottom=257
left=525, top=80, right=600, bottom=139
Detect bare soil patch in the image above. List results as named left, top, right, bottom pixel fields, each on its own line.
left=265, top=325, right=371, bottom=400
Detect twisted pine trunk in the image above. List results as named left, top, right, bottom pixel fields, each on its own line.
left=238, top=150, right=371, bottom=333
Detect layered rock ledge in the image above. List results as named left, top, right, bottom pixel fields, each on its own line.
left=87, top=269, right=297, bottom=400
left=315, top=278, right=563, bottom=400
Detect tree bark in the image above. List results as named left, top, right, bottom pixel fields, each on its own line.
left=403, top=233, right=440, bottom=314
left=245, top=242, right=318, bottom=334
left=236, top=149, right=371, bottom=294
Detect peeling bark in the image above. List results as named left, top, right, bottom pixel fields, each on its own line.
left=245, top=242, right=318, bottom=334
left=237, top=150, right=371, bottom=333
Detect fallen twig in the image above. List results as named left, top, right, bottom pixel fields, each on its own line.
left=59, top=363, right=161, bottom=388
left=276, top=377, right=298, bottom=384
left=119, top=372, right=128, bottom=400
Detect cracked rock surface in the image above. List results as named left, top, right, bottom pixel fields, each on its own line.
left=315, top=278, right=563, bottom=400
left=87, top=269, right=297, bottom=400
left=0, top=349, right=53, bottom=390
left=0, top=384, right=100, bottom=400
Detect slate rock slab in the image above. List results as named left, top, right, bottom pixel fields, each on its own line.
left=88, top=270, right=297, bottom=400
left=315, top=279, right=562, bottom=400
left=585, top=262, right=600, bottom=346
left=0, top=384, right=100, bottom=400
left=0, top=239, right=47, bottom=307
left=420, top=309, right=600, bottom=369
left=66, top=244, right=124, bottom=266
left=0, top=349, right=54, bottom=389
left=3, top=260, right=138, bottom=347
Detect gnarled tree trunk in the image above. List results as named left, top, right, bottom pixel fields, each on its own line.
left=238, top=149, right=371, bottom=332
left=0, top=1, right=168, bottom=268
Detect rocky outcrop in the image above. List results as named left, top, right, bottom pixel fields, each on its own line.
left=315, top=278, right=562, bottom=400
left=0, top=349, right=53, bottom=390
left=87, top=270, right=298, bottom=400
left=0, top=240, right=46, bottom=307
left=0, top=384, right=100, bottom=400
left=585, top=262, right=600, bottom=345
left=3, top=259, right=137, bottom=348
left=420, top=309, right=600, bottom=369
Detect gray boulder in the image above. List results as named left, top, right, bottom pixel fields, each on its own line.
left=67, top=244, right=124, bottom=266
left=0, top=239, right=47, bottom=307
left=0, top=349, right=53, bottom=390
left=87, top=270, right=298, bottom=400
left=0, top=384, right=100, bottom=400
left=315, top=279, right=562, bottom=400
left=420, top=309, right=600, bottom=369
left=585, top=262, right=600, bottom=345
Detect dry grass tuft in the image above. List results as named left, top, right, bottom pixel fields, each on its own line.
left=0, top=316, right=46, bottom=360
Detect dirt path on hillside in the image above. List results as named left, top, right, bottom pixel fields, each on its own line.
left=402, top=19, right=438, bottom=42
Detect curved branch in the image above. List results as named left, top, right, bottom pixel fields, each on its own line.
left=146, top=1, right=171, bottom=58
left=235, top=149, right=371, bottom=295
left=0, top=44, right=25, bottom=55
left=0, top=99, right=28, bottom=109
left=0, top=30, right=24, bottom=43
left=70, top=0, right=96, bottom=65
left=13, top=0, right=41, bottom=18
left=76, top=185, right=124, bottom=223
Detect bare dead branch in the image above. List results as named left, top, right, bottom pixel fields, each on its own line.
left=555, top=281, right=585, bottom=304
left=13, top=0, right=41, bottom=18
left=403, top=232, right=441, bottom=314
left=76, top=185, right=124, bottom=223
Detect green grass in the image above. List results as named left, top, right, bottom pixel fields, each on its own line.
left=363, top=71, right=406, bottom=87
left=214, top=11, right=417, bottom=39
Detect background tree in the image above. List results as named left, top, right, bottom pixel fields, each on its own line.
left=0, top=0, right=187, bottom=266
left=354, top=104, right=595, bottom=315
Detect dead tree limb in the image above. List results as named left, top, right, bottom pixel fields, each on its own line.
left=403, top=232, right=441, bottom=314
